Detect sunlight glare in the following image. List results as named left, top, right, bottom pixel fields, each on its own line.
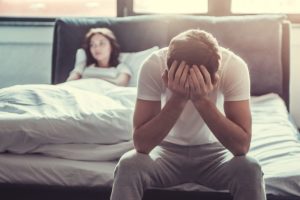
left=134, top=0, right=208, bottom=13
left=232, top=0, right=300, bottom=13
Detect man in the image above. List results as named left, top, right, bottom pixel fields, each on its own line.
left=110, top=29, right=266, bottom=200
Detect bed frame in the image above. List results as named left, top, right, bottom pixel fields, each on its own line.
left=1, top=183, right=300, bottom=200
left=1, top=15, right=298, bottom=200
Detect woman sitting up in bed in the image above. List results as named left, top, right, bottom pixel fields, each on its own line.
left=66, top=28, right=132, bottom=86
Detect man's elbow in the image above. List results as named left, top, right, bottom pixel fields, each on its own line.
left=233, top=130, right=251, bottom=156
left=133, top=142, right=151, bottom=155
left=232, top=143, right=250, bottom=156
left=133, top=132, right=151, bottom=154
left=134, top=146, right=151, bottom=154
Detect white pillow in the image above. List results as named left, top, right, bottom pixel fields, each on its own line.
left=119, top=46, right=159, bottom=87
left=74, top=46, right=159, bottom=87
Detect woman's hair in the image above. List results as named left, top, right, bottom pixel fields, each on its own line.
left=167, top=29, right=221, bottom=82
left=83, top=27, right=120, bottom=67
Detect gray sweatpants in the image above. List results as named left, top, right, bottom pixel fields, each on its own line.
left=110, top=141, right=266, bottom=200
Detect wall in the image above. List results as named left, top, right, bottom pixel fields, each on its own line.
left=0, top=23, right=299, bottom=128
left=0, top=24, right=53, bottom=87
left=290, top=25, right=300, bottom=128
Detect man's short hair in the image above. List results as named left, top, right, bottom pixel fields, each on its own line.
left=167, top=29, right=221, bottom=82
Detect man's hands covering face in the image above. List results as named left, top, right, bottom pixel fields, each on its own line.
left=162, top=60, right=190, bottom=101
left=162, top=60, right=219, bottom=102
left=188, top=64, right=219, bottom=102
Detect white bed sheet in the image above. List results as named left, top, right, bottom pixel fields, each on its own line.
left=0, top=153, right=116, bottom=187
left=0, top=93, right=299, bottom=196
left=248, top=93, right=300, bottom=196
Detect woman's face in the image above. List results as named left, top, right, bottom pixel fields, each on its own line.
left=89, top=33, right=112, bottom=63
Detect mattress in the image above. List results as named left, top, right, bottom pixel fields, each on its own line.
left=0, top=153, right=116, bottom=187
left=0, top=93, right=299, bottom=196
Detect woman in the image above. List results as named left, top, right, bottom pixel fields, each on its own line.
left=67, top=28, right=132, bottom=86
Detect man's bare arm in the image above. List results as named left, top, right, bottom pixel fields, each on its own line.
left=133, top=61, right=189, bottom=154
left=189, top=65, right=251, bottom=156
left=193, top=99, right=251, bottom=156
left=133, top=97, right=186, bottom=154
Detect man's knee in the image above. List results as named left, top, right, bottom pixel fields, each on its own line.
left=229, top=156, right=263, bottom=179
left=116, top=150, right=151, bottom=174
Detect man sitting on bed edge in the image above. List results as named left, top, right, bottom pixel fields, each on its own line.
left=110, top=29, right=266, bottom=200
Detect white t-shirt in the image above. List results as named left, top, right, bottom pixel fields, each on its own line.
left=69, top=49, right=132, bottom=79
left=137, top=47, right=250, bottom=146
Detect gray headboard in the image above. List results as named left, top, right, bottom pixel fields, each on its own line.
left=52, top=15, right=290, bottom=109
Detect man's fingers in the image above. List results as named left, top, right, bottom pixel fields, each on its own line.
left=180, top=65, right=189, bottom=87
left=190, top=67, right=201, bottom=91
left=200, top=65, right=212, bottom=85
left=174, top=61, right=186, bottom=84
left=188, top=76, right=194, bottom=91
left=184, top=77, right=190, bottom=92
left=192, top=65, right=205, bottom=89
left=168, top=60, right=178, bottom=82
left=199, top=65, right=213, bottom=90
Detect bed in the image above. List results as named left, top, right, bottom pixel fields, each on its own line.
left=0, top=15, right=299, bottom=200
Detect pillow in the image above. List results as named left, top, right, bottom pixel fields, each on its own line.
left=74, top=46, right=159, bottom=87
left=119, top=46, right=159, bottom=87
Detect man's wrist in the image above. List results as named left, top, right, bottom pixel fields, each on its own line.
left=169, top=94, right=188, bottom=107
left=192, top=97, right=211, bottom=111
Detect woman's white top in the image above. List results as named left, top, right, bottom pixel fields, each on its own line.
left=69, top=49, right=132, bottom=79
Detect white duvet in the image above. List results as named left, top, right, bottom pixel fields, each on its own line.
left=0, top=79, right=136, bottom=160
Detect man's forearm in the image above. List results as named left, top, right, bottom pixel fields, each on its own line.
left=193, top=99, right=251, bottom=156
left=133, top=97, right=186, bottom=154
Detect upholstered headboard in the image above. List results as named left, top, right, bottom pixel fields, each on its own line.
left=51, top=15, right=290, bottom=109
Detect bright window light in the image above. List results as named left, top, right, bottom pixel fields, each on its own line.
left=0, top=0, right=116, bottom=17
left=232, top=0, right=300, bottom=13
left=134, top=0, right=208, bottom=14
